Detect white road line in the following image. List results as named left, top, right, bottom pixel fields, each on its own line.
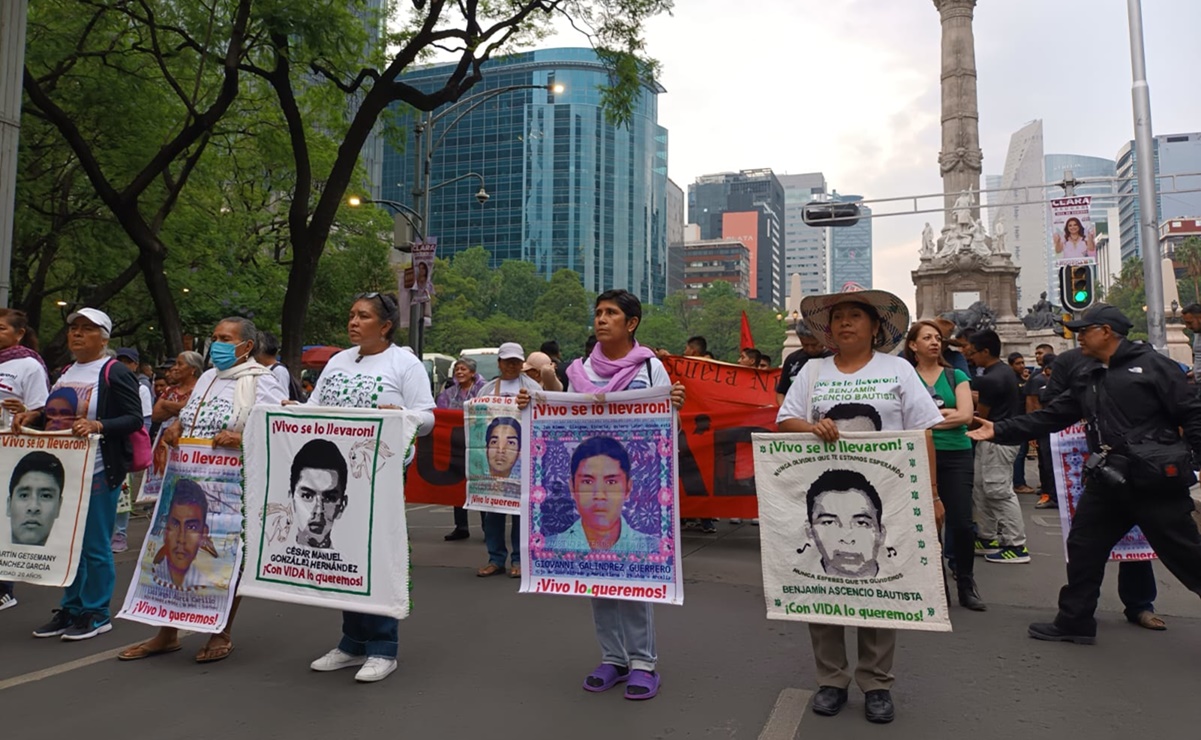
left=758, top=688, right=812, bottom=740
left=404, top=504, right=442, bottom=513
left=0, top=631, right=197, bottom=692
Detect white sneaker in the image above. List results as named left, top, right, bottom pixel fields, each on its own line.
left=0, top=593, right=16, bottom=611
left=310, top=648, right=366, bottom=672
left=355, top=656, right=397, bottom=683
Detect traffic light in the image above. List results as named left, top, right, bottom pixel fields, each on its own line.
left=1059, top=265, right=1095, bottom=311
left=802, top=201, right=861, bottom=227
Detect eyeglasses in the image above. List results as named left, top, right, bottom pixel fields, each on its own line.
left=354, top=292, right=397, bottom=314
left=1075, top=324, right=1102, bottom=336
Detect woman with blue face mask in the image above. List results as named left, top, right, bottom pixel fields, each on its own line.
left=119, top=317, right=288, bottom=665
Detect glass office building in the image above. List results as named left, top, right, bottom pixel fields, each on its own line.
left=828, top=194, right=872, bottom=292
left=380, top=48, right=669, bottom=302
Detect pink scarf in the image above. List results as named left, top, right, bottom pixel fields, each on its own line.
left=565, top=341, right=656, bottom=393
left=0, top=344, right=50, bottom=391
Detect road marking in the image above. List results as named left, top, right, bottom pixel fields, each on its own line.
left=758, top=688, right=811, bottom=740
left=0, top=630, right=198, bottom=693
left=404, top=504, right=441, bottom=513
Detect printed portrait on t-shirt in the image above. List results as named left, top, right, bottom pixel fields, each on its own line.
left=823, top=403, right=883, bottom=432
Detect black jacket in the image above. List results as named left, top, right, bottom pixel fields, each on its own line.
left=993, top=340, right=1201, bottom=459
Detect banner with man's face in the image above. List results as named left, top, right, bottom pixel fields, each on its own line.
left=117, top=440, right=243, bottom=632
left=241, top=406, right=417, bottom=619
left=754, top=431, right=951, bottom=632
left=463, top=395, right=522, bottom=514
left=519, top=387, right=682, bottom=605
left=0, top=433, right=97, bottom=586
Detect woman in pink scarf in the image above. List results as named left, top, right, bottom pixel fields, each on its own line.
left=565, top=290, right=685, bottom=701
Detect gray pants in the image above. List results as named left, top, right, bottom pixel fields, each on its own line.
left=973, top=440, right=1025, bottom=547
left=808, top=624, right=896, bottom=691
left=591, top=599, right=656, bottom=672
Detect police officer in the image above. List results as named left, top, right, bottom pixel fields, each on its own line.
left=968, top=304, right=1201, bottom=644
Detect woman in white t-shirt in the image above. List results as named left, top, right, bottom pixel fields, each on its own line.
left=119, top=317, right=287, bottom=664
left=306, top=292, right=434, bottom=685
left=1053, top=217, right=1096, bottom=259
left=0, top=309, right=51, bottom=612
left=776, top=290, right=943, bottom=725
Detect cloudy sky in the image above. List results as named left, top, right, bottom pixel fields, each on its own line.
left=545, top=0, right=1201, bottom=309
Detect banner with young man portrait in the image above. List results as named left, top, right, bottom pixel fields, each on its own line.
left=519, top=387, right=682, bottom=605
left=117, top=440, right=243, bottom=632
left=754, top=431, right=951, bottom=632
left=463, top=395, right=523, bottom=514
left=241, top=406, right=416, bottom=619
left=0, top=432, right=97, bottom=587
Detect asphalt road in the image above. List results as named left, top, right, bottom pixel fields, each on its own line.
left=2, top=464, right=1198, bottom=740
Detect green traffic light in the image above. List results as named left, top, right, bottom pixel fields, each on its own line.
left=1074, top=290, right=1088, bottom=302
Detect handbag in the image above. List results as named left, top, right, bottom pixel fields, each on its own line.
left=103, top=360, right=153, bottom=472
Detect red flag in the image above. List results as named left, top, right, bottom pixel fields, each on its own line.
left=740, top=310, right=755, bottom=351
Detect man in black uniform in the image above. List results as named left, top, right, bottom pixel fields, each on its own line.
left=969, top=304, right=1201, bottom=643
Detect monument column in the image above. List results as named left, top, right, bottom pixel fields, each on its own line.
left=934, top=0, right=983, bottom=221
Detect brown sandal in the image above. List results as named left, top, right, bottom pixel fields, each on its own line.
left=509, top=565, right=521, bottom=578
left=1133, top=611, right=1167, bottom=631
left=195, top=633, right=235, bottom=663
left=477, top=563, right=505, bottom=577
left=118, top=639, right=183, bottom=661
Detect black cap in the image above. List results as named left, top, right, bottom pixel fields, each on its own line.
left=1061, top=304, right=1133, bottom=335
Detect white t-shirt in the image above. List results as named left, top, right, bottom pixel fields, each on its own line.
left=51, top=358, right=107, bottom=471
left=176, top=368, right=289, bottom=439
left=307, top=345, right=435, bottom=435
left=570, top=355, right=672, bottom=391
left=777, top=352, right=943, bottom=432
left=0, top=356, right=49, bottom=409
left=484, top=375, right=542, bottom=397
left=269, top=364, right=293, bottom=395
left=137, top=384, right=154, bottom=417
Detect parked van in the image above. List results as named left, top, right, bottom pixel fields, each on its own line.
left=458, top=347, right=500, bottom=382
left=422, top=353, right=456, bottom=393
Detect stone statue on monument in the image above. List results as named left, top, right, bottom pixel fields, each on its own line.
left=992, top=218, right=1006, bottom=254
left=1021, top=292, right=1060, bottom=331
left=968, top=218, right=991, bottom=258
left=952, top=190, right=974, bottom=229
left=920, top=222, right=936, bottom=259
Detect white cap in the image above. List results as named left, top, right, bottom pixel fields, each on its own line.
left=65, top=307, right=113, bottom=334
left=497, top=342, right=525, bottom=361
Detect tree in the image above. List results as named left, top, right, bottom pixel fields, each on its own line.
left=1173, top=237, right=1201, bottom=305
left=1106, top=257, right=1148, bottom=340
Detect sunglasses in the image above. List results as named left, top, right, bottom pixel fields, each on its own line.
left=354, top=292, right=397, bottom=314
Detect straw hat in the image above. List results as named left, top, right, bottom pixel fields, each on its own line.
left=800, top=289, right=911, bottom=354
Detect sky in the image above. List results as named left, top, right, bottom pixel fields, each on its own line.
left=541, top=0, right=1201, bottom=311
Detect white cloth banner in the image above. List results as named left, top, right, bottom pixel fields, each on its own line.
left=117, top=440, right=244, bottom=632
left=0, top=432, right=97, bottom=587
left=1050, top=425, right=1156, bottom=561
left=241, top=405, right=416, bottom=619
left=463, top=395, right=523, bottom=514
left=753, top=431, right=951, bottom=632
left=519, top=388, right=683, bottom=605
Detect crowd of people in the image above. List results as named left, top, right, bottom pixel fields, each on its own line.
left=2, top=285, right=1200, bottom=723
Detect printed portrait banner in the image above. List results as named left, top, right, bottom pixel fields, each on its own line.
left=464, top=395, right=524, bottom=513
left=519, top=387, right=683, bottom=605
left=1050, top=196, right=1096, bottom=266
left=117, top=440, right=244, bottom=632
left=754, top=431, right=951, bottom=632
left=0, top=432, right=97, bottom=587
left=242, top=405, right=416, bottom=619
left=1050, top=425, right=1156, bottom=561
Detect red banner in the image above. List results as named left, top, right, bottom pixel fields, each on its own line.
left=405, top=357, right=781, bottom=518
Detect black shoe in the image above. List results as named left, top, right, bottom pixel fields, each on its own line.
left=957, top=577, right=987, bottom=611
left=1028, top=621, right=1095, bottom=645
left=32, top=609, right=74, bottom=638
left=444, top=528, right=470, bottom=541
left=812, top=686, right=848, bottom=716
left=864, top=689, right=895, bottom=724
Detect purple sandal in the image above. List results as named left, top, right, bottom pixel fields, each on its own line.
left=624, top=669, right=660, bottom=700
left=583, top=663, right=630, bottom=692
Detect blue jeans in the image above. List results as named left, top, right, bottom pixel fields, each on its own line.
left=1013, top=441, right=1029, bottom=487
left=1118, top=560, right=1157, bottom=621
left=339, top=611, right=399, bottom=658
left=0, top=581, right=12, bottom=598
left=483, top=513, right=520, bottom=568
left=61, top=472, right=120, bottom=619
left=591, top=599, right=656, bottom=673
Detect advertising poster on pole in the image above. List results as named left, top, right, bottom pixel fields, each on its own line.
left=754, top=430, right=951, bottom=632
left=117, top=440, right=244, bottom=632
left=242, top=406, right=416, bottom=619
left=1050, top=196, right=1097, bottom=266
left=1050, top=424, right=1155, bottom=561
left=0, top=432, right=97, bottom=587
left=463, top=395, right=523, bottom=514
left=519, top=387, right=682, bottom=605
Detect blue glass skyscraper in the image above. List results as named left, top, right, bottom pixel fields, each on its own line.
left=380, top=48, right=669, bottom=302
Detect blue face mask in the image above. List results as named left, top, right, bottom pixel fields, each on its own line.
left=210, top=341, right=242, bottom=371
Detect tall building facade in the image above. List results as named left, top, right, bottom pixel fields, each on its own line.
left=687, top=169, right=785, bottom=307
left=779, top=173, right=829, bottom=297
left=666, top=178, right=685, bottom=294
left=827, top=193, right=872, bottom=291
left=679, top=234, right=751, bottom=303
left=380, top=48, right=669, bottom=302
left=996, top=120, right=1047, bottom=308
left=1116, top=132, right=1201, bottom=262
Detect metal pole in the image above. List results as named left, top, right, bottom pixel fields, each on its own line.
left=0, top=1, right=30, bottom=309
left=407, top=115, right=425, bottom=354
left=1128, top=0, right=1166, bottom=351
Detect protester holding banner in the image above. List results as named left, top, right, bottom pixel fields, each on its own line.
left=564, top=289, right=685, bottom=702
left=13, top=308, right=145, bottom=641
left=0, top=308, right=51, bottom=612
left=119, top=317, right=286, bottom=663
left=437, top=357, right=486, bottom=541
left=776, top=290, right=943, bottom=724
left=306, top=291, right=434, bottom=684
left=903, top=320, right=985, bottom=611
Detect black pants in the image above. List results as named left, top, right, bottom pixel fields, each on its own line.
left=936, top=448, right=976, bottom=579
left=1036, top=435, right=1055, bottom=496
left=452, top=507, right=485, bottom=531
left=1055, top=480, right=1201, bottom=635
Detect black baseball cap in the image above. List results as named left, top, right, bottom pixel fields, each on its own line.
left=1061, top=304, right=1133, bottom=335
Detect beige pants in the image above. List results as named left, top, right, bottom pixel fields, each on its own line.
left=808, top=624, right=896, bottom=691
